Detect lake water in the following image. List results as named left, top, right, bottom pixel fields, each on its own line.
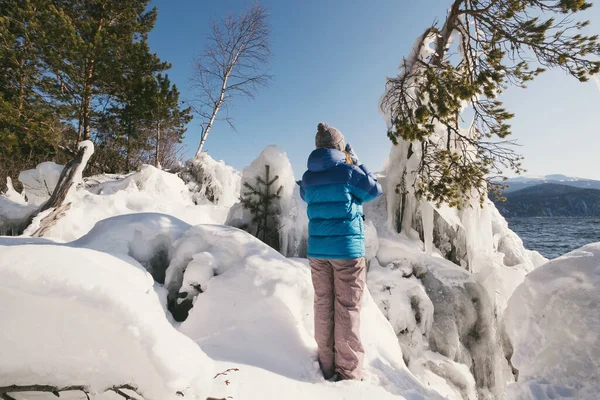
left=506, top=217, right=600, bottom=260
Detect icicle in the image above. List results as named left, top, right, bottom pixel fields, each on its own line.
left=421, top=201, right=434, bottom=256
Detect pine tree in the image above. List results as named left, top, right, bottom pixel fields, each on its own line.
left=0, top=0, right=70, bottom=187
left=96, top=71, right=192, bottom=172
left=46, top=0, right=160, bottom=143
left=381, top=0, right=600, bottom=208
left=0, top=1, right=190, bottom=180
left=96, top=38, right=168, bottom=170
left=240, top=164, right=283, bottom=251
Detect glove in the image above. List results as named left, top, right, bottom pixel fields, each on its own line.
left=345, top=143, right=359, bottom=165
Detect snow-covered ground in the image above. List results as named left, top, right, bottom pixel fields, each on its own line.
left=1, top=149, right=598, bottom=400
left=0, top=215, right=441, bottom=400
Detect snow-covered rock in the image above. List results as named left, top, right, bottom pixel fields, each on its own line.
left=370, top=235, right=513, bottom=399
left=0, top=243, right=213, bottom=400
left=362, top=160, right=544, bottom=398
left=504, top=243, right=600, bottom=400
left=71, top=213, right=192, bottom=283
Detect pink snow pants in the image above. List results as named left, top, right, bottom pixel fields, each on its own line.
left=309, top=257, right=366, bottom=380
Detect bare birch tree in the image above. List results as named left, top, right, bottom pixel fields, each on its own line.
left=190, top=4, right=272, bottom=157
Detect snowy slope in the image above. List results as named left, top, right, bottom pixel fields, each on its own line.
left=171, top=225, right=442, bottom=400
left=1, top=215, right=445, bottom=400
left=504, top=243, right=600, bottom=400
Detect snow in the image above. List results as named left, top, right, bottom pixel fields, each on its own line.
left=364, top=218, right=380, bottom=262
left=3, top=177, right=27, bottom=204
left=71, top=213, right=192, bottom=283
left=0, top=242, right=213, bottom=400
left=368, top=233, right=513, bottom=399
left=1, top=144, right=596, bottom=400
left=504, top=243, right=600, bottom=400
left=18, top=161, right=64, bottom=206
left=28, top=165, right=229, bottom=242
left=170, top=224, right=443, bottom=400
left=507, top=174, right=588, bottom=183
left=180, top=151, right=241, bottom=207
left=0, top=195, right=36, bottom=236
left=1, top=215, right=447, bottom=400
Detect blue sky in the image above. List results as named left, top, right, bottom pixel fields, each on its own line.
left=148, top=0, right=600, bottom=180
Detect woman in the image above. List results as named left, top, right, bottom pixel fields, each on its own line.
left=300, top=122, right=382, bottom=381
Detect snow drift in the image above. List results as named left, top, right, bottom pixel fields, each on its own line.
left=0, top=241, right=213, bottom=400
left=504, top=243, right=600, bottom=400
left=1, top=164, right=230, bottom=242
left=71, top=213, right=192, bottom=284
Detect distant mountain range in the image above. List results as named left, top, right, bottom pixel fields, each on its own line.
left=502, top=175, right=600, bottom=193
left=494, top=183, right=600, bottom=217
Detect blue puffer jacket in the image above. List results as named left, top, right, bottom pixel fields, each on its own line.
left=300, top=148, right=382, bottom=259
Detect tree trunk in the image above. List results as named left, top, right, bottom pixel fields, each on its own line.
left=195, top=68, right=232, bottom=157
left=76, top=116, right=83, bottom=143
left=82, top=59, right=95, bottom=140
left=433, top=0, right=463, bottom=66
left=126, top=124, right=131, bottom=172
left=80, top=13, right=104, bottom=142
left=31, top=144, right=92, bottom=237
left=155, top=121, right=161, bottom=167
left=38, top=145, right=90, bottom=214
left=195, top=104, right=217, bottom=157
left=17, top=56, right=25, bottom=117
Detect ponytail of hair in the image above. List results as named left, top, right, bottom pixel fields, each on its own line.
left=345, top=151, right=353, bottom=165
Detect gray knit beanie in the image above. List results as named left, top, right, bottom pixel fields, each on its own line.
left=315, top=122, right=345, bottom=152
